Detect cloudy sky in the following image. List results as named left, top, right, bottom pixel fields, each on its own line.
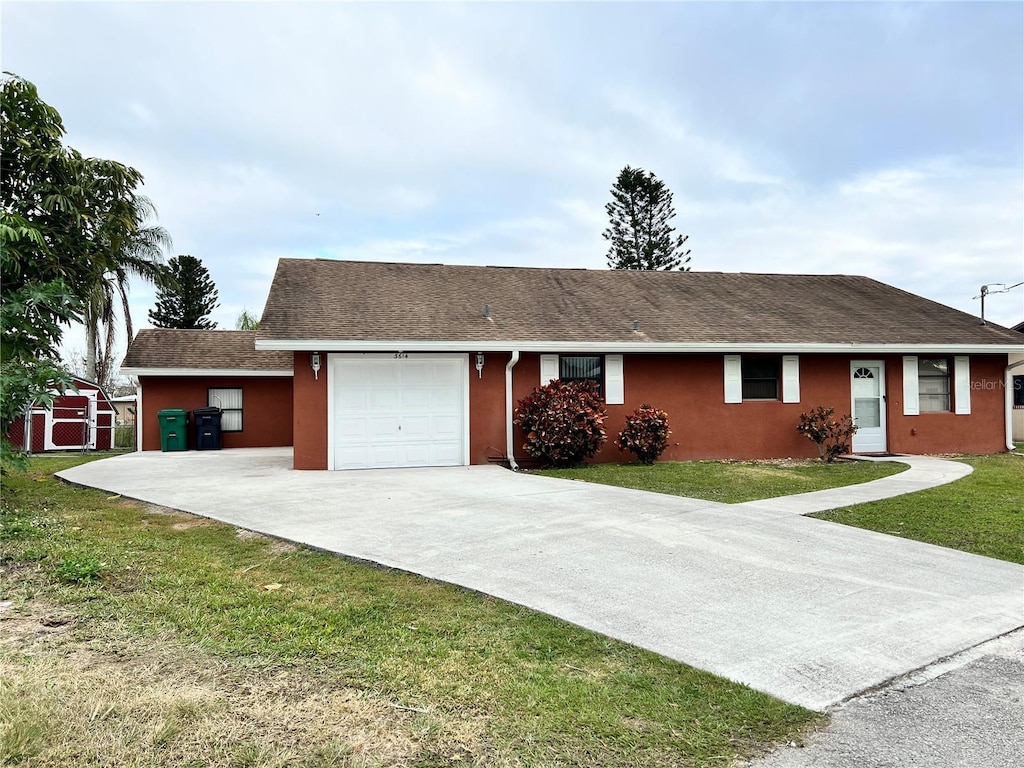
left=4, top=1, right=1023, bottom=363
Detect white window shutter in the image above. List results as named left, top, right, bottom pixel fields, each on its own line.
left=782, top=355, right=800, bottom=403
left=902, top=356, right=919, bottom=416
left=954, top=356, right=971, bottom=415
left=605, top=354, right=624, bottom=405
left=540, top=354, right=559, bottom=386
left=724, top=355, right=742, bottom=403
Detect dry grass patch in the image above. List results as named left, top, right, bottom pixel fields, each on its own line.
left=1, top=602, right=489, bottom=767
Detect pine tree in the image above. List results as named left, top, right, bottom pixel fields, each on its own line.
left=603, top=166, right=691, bottom=271
left=148, top=255, right=219, bottom=329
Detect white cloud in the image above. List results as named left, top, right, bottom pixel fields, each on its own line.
left=2, top=0, right=1020, bottom=353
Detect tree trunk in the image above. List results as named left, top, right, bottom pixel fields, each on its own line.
left=84, top=306, right=98, bottom=383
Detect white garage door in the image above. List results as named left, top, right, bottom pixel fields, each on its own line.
left=331, top=354, right=467, bottom=470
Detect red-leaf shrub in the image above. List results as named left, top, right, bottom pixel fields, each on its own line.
left=513, top=379, right=607, bottom=468
left=797, top=406, right=858, bottom=462
left=615, top=405, right=671, bottom=465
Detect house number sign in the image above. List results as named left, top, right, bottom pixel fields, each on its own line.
left=393, top=352, right=409, bottom=359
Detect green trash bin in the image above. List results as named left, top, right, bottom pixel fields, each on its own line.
left=157, top=409, right=189, bottom=452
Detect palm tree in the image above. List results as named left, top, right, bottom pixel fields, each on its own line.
left=84, top=195, right=171, bottom=389
left=235, top=308, right=260, bottom=330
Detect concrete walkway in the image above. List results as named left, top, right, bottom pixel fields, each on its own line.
left=735, top=454, right=974, bottom=516
left=56, top=449, right=1023, bottom=712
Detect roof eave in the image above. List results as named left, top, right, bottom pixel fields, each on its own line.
left=122, top=367, right=293, bottom=377
left=253, top=339, right=1022, bottom=355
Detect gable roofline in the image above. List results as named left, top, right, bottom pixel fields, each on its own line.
left=123, top=329, right=293, bottom=373
left=121, top=367, right=293, bottom=378
left=254, top=339, right=1021, bottom=355
left=257, top=259, right=1024, bottom=348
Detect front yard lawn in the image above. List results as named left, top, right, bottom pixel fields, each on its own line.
left=538, top=458, right=905, bottom=504
left=0, top=456, right=817, bottom=768
left=814, top=454, right=1024, bottom=564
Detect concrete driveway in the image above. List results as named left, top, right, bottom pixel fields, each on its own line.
left=57, top=448, right=1023, bottom=711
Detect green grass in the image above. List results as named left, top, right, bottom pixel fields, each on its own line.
left=0, top=456, right=818, bottom=767
left=538, top=459, right=906, bottom=504
left=114, top=425, right=136, bottom=449
left=814, top=454, right=1024, bottom=564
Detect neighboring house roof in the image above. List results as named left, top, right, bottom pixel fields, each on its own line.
left=122, top=330, right=293, bottom=376
left=1013, top=321, right=1024, bottom=333
left=256, top=259, right=1024, bottom=353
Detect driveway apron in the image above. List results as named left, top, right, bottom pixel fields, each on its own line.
left=57, top=448, right=1024, bottom=711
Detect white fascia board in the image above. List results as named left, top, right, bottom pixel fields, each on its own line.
left=254, top=339, right=1022, bottom=355
left=122, top=367, right=293, bottom=377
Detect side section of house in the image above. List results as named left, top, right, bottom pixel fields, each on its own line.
left=137, top=376, right=293, bottom=451
left=286, top=349, right=1011, bottom=470
left=122, top=330, right=294, bottom=452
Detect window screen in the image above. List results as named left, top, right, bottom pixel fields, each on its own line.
left=560, top=356, right=602, bottom=381
left=918, top=359, right=950, bottom=413
left=209, top=387, right=243, bottom=432
left=741, top=358, right=779, bottom=400
left=560, top=356, right=603, bottom=394
left=1014, top=375, right=1024, bottom=408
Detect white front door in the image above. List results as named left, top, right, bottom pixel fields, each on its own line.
left=330, top=354, right=468, bottom=470
left=850, top=360, right=887, bottom=453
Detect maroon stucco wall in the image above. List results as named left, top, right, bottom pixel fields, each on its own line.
left=140, top=376, right=293, bottom=451
left=292, top=352, right=328, bottom=469
left=285, top=351, right=1009, bottom=468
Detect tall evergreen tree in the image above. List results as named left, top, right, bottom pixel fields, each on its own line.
left=603, top=166, right=691, bottom=271
left=148, top=255, right=219, bottom=329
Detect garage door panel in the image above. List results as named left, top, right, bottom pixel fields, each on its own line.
left=431, top=414, right=461, bottom=439
left=369, top=387, right=401, bottom=410
left=401, top=388, right=432, bottom=409
left=370, top=444, right=401, bottom=468
left=430, top=386, right=461, bottom=409
left=336, top=387, right=368, bottom=409
left=401, top=415, right=430, bottom=439
left=335, top=445, right=370, bottom=469
left=428, top=441, right=463, bottom=465
left=366, top=416, right=400, bottom=441
left=335, top=416, right=369, bottom=440
left=332, top=355, right=466, bottom=470
left=401, top=444, right=430, bottom=466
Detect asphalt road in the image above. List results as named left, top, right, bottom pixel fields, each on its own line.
left=747, top=630, right=1024, bottom=768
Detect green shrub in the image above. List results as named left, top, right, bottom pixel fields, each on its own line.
left=797, top=406, right=858, bottom=462
left=54, top=555, right=104, bottom=584
left=513, top=379, right=607, bottom=468
left=615, top=405, right=672, bottom=465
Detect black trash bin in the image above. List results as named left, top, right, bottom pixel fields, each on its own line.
left=193, top=407, right=223, bottom=450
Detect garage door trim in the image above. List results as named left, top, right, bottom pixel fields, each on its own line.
left=326, top=352, right=470, bottom=470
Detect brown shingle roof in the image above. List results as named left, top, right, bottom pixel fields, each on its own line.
left=123, top=330, right=292, bottom=371
left=257, top=259, right=1023, bottom=348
